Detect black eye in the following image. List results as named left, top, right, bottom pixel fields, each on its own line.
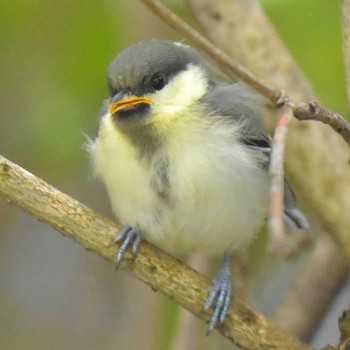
left=151, top=74, right=165, bottom=90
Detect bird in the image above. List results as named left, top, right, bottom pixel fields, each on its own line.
left=88, top=39, right=309, bottom=334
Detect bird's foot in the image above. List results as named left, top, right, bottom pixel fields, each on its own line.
left=113, top=226, right=143, bottom=269
left=202, top=253, right=232, bottom=335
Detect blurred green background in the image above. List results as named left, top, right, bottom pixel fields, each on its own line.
left=0, top=1, right=346, bottom=349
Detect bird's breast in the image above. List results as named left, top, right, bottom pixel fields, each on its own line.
left=91, top=114, right=269, bottom=254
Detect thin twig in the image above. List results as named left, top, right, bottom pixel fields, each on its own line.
left=267, top=104, right=311, bottom=258
left=186, top=0, right=314, bottom=102
left=0, top=155, right=312, bottom=350
left=295, top=101, right=350, bottom=144
left=140, top=0, right=281, bottom=104
left=267, top=105, right=311, bottom=257
left=139, top=0, right=350, bottom=148
left=268, top=105, right=292, bottom=253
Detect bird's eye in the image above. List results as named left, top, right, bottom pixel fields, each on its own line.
left=151, top=74, right=165, bottom=90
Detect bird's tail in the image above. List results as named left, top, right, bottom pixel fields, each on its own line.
left=283, top=179, right=309, bottom=231
left=284, top=207, right=309, bottom=231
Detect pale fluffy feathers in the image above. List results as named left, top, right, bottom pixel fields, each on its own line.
left=90, top=65, right=270, bottom=254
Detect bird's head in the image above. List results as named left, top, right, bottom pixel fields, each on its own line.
left=106, top=40, right=211, bottom=136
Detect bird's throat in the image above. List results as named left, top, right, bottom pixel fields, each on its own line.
left=119, top=122, right=166, bottom=163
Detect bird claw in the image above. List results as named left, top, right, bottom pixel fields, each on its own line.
left=202, top=254, right=232, bottom=334
left=113, top=226, right=143, bottom=269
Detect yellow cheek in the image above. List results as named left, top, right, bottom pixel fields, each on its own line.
left=147, top=65, right=209, bottom=134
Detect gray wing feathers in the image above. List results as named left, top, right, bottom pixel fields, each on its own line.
left=283, top=180, right=309, bottom=230
left=202, top=83, right=309, bottom=231
left=201, top=83, right=269, bottom=140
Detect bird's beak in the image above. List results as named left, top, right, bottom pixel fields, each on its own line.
left=109, top=95, right=153, bottom=115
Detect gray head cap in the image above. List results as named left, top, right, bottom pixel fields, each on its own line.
left=107, top=40, right=205, bottom=96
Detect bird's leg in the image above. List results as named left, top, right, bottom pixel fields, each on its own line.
left=203, top=252, right=232, bottom=334
left=113, top=226, right=144, bottom=269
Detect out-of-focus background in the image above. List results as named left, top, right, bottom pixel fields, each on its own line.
left=0, top=1, right=347, bottom=349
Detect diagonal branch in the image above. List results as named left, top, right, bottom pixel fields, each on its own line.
left=0, top=155, right=313, bottom=350
left=186, top=0, right=314, bottom=102
left=141, top=0, right=281, bottom=103
left=140, top=0, right=350, bottom=148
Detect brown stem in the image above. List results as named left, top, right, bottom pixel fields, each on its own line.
left=140, top=0, right=281, bottom=103
left=268, top=105, right=312, bottom=257
left=294, top=102, right=350, bottom=146
left=268, top=106, right=292, bottom=252
left=139, top=0, right=350, bottom=147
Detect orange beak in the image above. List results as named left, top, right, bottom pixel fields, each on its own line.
left=109, top=96, right=152, bottom=115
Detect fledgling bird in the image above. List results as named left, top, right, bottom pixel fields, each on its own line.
left=88, top=39, right=308, bottom=333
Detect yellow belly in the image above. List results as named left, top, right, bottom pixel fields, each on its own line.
left=91, top=114, right=269, bottom=254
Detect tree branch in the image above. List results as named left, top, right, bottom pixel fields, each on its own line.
left=294, top=101, right=350, bottom=145
left=268, top=105, right=291, bottom=252
left=140, top=0, right=350, bottom=147
left=268, top=105, right=312, bottom=257
left=186, top=0, right=314, bottom=101
left=0, top=154, right=312, bottom=350
left=140, top=0, right=280, bottom=103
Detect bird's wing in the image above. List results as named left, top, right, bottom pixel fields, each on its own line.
left=201, top=83, right=309, bottom=231
left=202, top=82, right=271, bottom=163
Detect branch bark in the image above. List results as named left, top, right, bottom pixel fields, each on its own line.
left=185, top=0, right=314, bottom=102
left=268, top=105, right=291, bottom=253
left=140, top=0, right=350, bottom=148
left=0, top=155, right=312, bottom=350
left=140, top=0, right=280, bottom=103
left=294, top=101, right=350, bottom=145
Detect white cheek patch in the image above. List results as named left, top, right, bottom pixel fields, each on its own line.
left=151, top=65, right=209, bottom=117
